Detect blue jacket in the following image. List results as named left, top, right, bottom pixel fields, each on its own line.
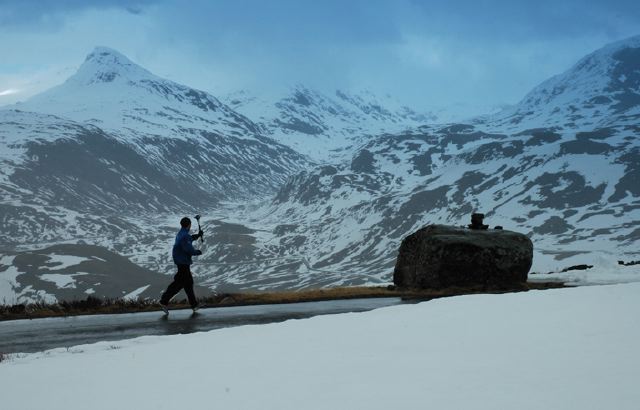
left=172, top=227, right=199, bottom=265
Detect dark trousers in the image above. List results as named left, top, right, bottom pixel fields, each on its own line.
left=160, top=264, right=197, bottom=307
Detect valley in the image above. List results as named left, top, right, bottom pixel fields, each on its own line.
left=1, top=37, right=640, bottom=303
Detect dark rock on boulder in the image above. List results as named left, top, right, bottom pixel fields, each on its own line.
left=393, top=224, right=533, bottom=289
left=468, top=213, right=489, bottom=230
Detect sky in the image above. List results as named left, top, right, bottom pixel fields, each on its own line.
left=1, top=0, right=640, bottom=112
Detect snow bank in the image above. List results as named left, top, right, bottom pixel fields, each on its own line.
left=1, top=283, right=639, bottom=409
left=530, top=254, right=640, bottom=286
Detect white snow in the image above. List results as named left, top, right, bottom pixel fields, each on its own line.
left=38, top=273, right=78, bottom=289
left=530, top=255, right=640, bottom=285
left=15, top=47, right=261, bottom=144
left=1, top=257, right=58, bottom=304
left=123, top=285, right=150, bottom=300
left=45, top=254, right=90, bottom=270
left=38, top=272, right=92, bottom=289
left=0, top=261, right=20, bottom=305
left=223, top=86, right=436, bottom=162
left=1, top=283, right=639, bottom=409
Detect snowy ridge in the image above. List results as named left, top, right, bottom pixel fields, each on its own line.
left=0, top=48, right=311, bottom=208
left=486, top=35, right=640, bottom=131
left=190, top=121, right=637, bottom=291
left=224, top=86, right=437, bottom=162
left=20, top=47, right=261, bottom=141
left=0, top=109, right=91, bottom=183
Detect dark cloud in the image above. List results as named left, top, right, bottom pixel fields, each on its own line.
left=150, top=0, right=402, bottom=48
left=107, top=0, right=639, bottom=109
left=2, top=0, right=639, bottom=109
left=0, top=0, right=159, bottom=27
left=405, top=0, right=640, bottom=40
left=139, top=0, right=640, bottom=65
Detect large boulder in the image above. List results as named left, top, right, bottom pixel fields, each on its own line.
left=393, top=224, right=533, bottom=289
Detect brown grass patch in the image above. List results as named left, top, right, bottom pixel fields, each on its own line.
left=0, top=281, right=566, bottom=321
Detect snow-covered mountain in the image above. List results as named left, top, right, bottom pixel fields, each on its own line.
left=1, top=48, right=311, bottom=206
left=10, top=47, right=310, bottom=200
left=224, top=87, right=437, bottom=162
left=484, top=35, right=640, bottom=131
left=22, top=47, right=261, bottom=139
left=0, top=48, right=312, bottom=302
left=190, top=36, right=640, bottom=291
left=2, top=37, right=639, bottom=302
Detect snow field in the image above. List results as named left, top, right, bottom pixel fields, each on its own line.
left=1, top=283, right=639, bottom=410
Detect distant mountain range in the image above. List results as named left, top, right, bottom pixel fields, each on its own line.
left=1, top=37, right=639, bottom=303
left=223, top=87, right=437, bottom=162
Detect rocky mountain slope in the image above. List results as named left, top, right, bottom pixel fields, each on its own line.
left=11, top=47, right=311, bottom=200
left=191, top=36, right=640, bottom=291
left=224, top=87, right=436, bottom=162
left=483, top=35, right=640, bottom=131
left=2, top=37, right=639, bottom=301
left=0, top=244, right=202, bottom=305
left=0, top=48, right=311, bottom=302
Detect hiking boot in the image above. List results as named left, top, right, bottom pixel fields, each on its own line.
left=160, top=302, right=169, bottom=315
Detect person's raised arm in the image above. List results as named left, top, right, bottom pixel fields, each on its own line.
left=181, top=234, right=200, bottom=255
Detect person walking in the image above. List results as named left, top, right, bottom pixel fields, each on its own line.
left=160, top=217, right=203, bottom=314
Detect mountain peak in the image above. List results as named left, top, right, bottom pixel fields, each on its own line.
left=491, top=34, right=640, bottom=129
left=70, top=46, right=154, bottom=86
left=597, top=34, right=640, bottom=55
left=20, top=46, right=262, bottom=140
left=85, top=46, right=130, bottom=63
